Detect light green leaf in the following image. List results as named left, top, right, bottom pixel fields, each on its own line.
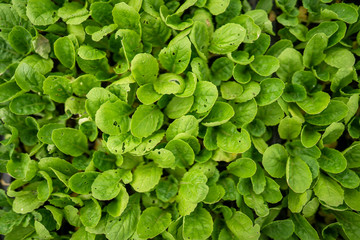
left=131, top=53, right=159, bottom=85
left=250, top=55, right=280, bottom=76
left=43, top=76, right=73, bottom=103
left=92, top=170, right=122, bottom=201
left=256, top=78, right=285, bottom=106
left=159, top=37, right=191, bottom=74
left=286, top=157, right=312, bottom=193
left=80, top=198, right=101, bottom=228
left=137, top=207, right=172, bottom=239
left=179, top=170, right=209, bottom=203
left=297, top=92, right=330, bottom=114
left=278, top=117, right=302, bottom=140
left=314, top=174, right=344, bottom=207
left=131, top=104, right=164, bottom=138
left=303, top=33, right=328, bottom=68
left=112, top=2, right=140, bottom=33
left=26, top=0, right=59, bottom=26
left=52, top=128, right=88, bottom=157
left=183, top=207, right=213, bottom=240
left=227, top=158, right=257, bottom=178
left=9, top=93, right=45, bottom=115
left=202, top=102, right=234, bottom=127
left=191, top=81, right=218, bottom=113
left=262, top=144, right=288, bottom=178
left=209, top=23, right=246, bottom=54
left=305, top=100, right=348, bottom=126
left=318, top=147, right=347, bottom=174
left=131, top=162, right=162, bottom=192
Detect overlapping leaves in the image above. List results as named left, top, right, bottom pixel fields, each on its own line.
left=1, top=0, right=360, bottom=240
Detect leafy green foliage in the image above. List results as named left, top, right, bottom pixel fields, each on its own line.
left=1, top=0, right=360, bottom=239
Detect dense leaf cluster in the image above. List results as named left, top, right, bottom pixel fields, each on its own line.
left=1, top=0, right=360, bottom=239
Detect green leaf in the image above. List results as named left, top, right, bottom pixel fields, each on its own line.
left=78, top=45, right=106, bottom=60
left=314, top=174, right=344, bottom=207
left=0, top=81, right=23, bottom=103
left=15, top=62, right=46, bottom=92
left=250, top=55, right=280, bottom=76
left=262, top=144, right=288, bottom=178
left=130, top=162, right=162, bottom=192
left=262, top=220, right=294, bottom=240
left=9, top=93, right=45, bottom=115
left=202, top=101, right=234, bottom=127
left=277, top=48, right=304, bottom=80
left=191, top=81, right=218, bottom=113
left=324, top=47, right=355, bottom=69
left=64, top=205, right=81, bottom=227
left=231, top=99, right=258, bottom=127
left=305, top=100, right=348, bottom=126
left=137, top=83, right=162, bottom=105
left=217, top=122, right=251, bottom=153
left=334, top=211, right=360, bottom=240
left=322, top=122, right=345, bottom=144
left=80, top=198, right=101, bottom=228
left=330, top=169, right=360, bottom=189
left=26, top=0, right=59, bottom=26
left=209, top=23, right=246, bottom=54
left=164, top=96, right=194, bottom=119
left=0, top=210, right=25, bottom=235
left=107, top=185, right=129, bottom=218
left=286, top=157, right=312, bottom=193
left=220, top=81, right=243, bottom=100
left=52, top=128, right=88, bottom=156
left=301, top=125, right=321, bottom=148
left=225, top=211, right=260, bottom=240
left=156, top=178, right=178, bottom=202
left=8, top=26, right=32, bottom=54
left=107, top=133, right=141, bottom=155
left=147, top=148, right=176, bottom=169
left=58, top=1, right=89, bottom=24
left=255, top=78, right=285, bottom=106
left=92, top=170, right=122, bottom=201
left=321, top=3, right=358, bottom=24
left=95, top=100, right=132, bottom=135
left=291, top=214, right=320, bottom=240
left=211, top=57, right=234, bottom=82
left=159, top=37, right=192, bottom=74
left=34, top=221, right=52, bottom=239
left=318, top=147, right=347, bottom=174
left=13, top=189, right=44, bottom=214
left=179, top=170, right=209, bottom=203
left=206, top=0, right=230, bottom=15
left=297, top=92, right=330, bottom=114
left=72, top=74, right=100, bottom=97
left=43, top=76, right=73, bottom=103
left=90, top=2, right=113, bottom=25
left=154, top=73, right=185, bottom=95
left=137, top=207, right=172, bottom=239
left=183, top=207, right=213, bottom=240
left=278, top=117, right=302, bottom=140
left=343, top=142, right=360, bottom=168
left=69, top=172, right=99, bottom=195
left=165, top=139, right=195, bottom=168
left=227, top=158, right=256, bottom=178
left=38, top=157, right=78, bottom=177
left=131, top=53, right=159, bottom=85
left=303, top=33, right=328, bottom=68
left=105, top=195, right=140, bottom=240
left=131, top=104, right=164, bottom=138
left=86, top=87, right=120, bottom=119
left=112, top=2, right=141, bottom=33
left=282, top=83, right=307, bottom=102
